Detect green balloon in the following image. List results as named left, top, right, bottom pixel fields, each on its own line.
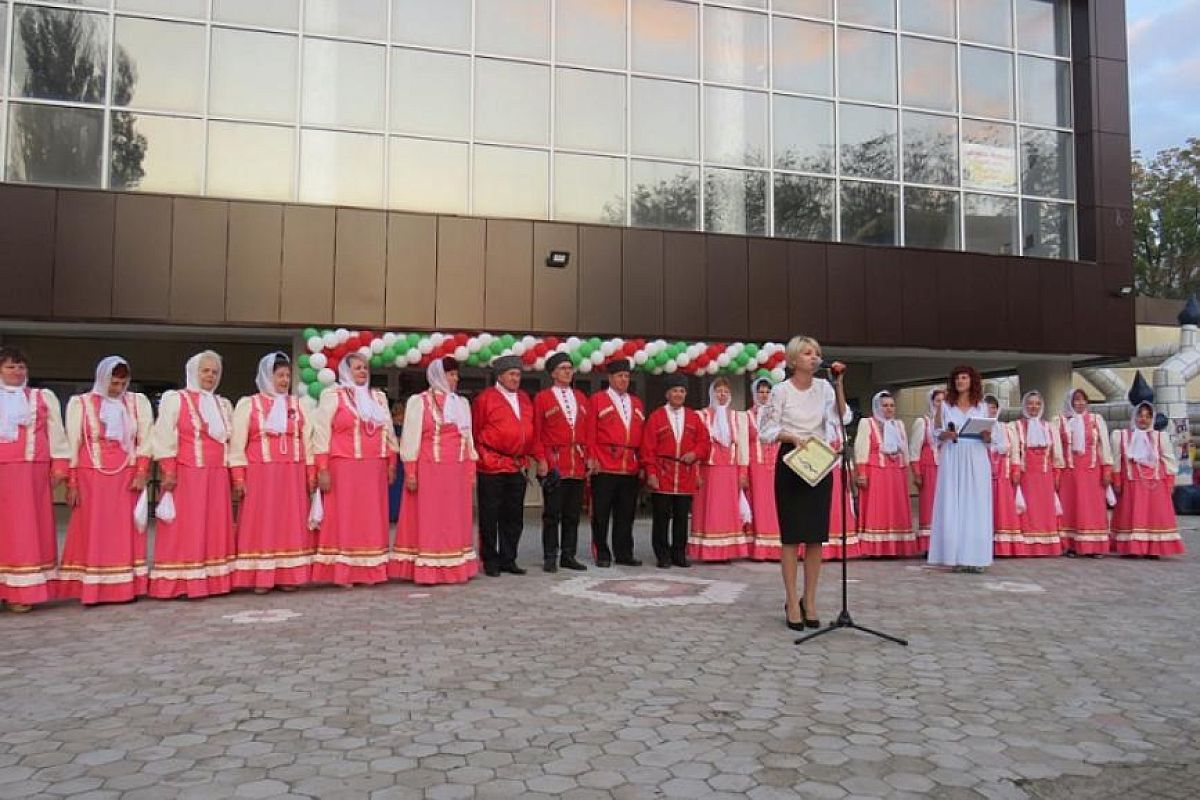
left=302, top=328, right=318, bottom=340
left=370, top=355, right=383, bottom=368
left=744, top=344, right=759, bottom=357
left=407, top=333, right=421, bottom=348
left=756, top=368, right=770, bottom=378
left=308, top=382, right=323, bottom=400
left=588, top=337, right=602, bottom=349
left=301, top=367, right=317, bottom=382
left=298, top=354, right=311, bottom=369
left=735, top=353, right=750, bottom=366
left=569, top=351, right=583, bottom=366
left=500, top=334, right=516, bottom=347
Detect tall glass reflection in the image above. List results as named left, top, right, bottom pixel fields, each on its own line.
left=6, top=103, right=104, bottom=187
left=299, top=129, right=384, bottom=207
left=556, top=69, right=625, bottom=154
left=902, top=37, right=956, bottom=112
left=110, top=112, right=203, bottom=194
left=389, top=49, right=470, bottom=139
left=473, top=145, right=548, bottom=219
left=774, top=96, right=834, bottom=174
left=11, top=6, right=108, bottom=103
left=838, top=0, right=895, bottom=28
left=772, top=17, right=832, bottom=96
left=305, top=0, right=387, bottom=41
left=901, top=0, right=955, bottom=37
left=904, top=187, right=960, bottom=250
left=213, top=0, right=299, bottom=30
left=391, top=0, right=470, bottom=50
left=557, top=0, right=625, bottom=70
left=1017, top=0, right=1069, bottom=56
left=840, top=104, right=897, bottom=181
left=960, top=0, right=1012, bottom=47
left=961, top=46, right=1014, bottom=120
left=705, top=86, right=767, bottom=168
left=774, top=174, right=833, bottom=241
left=704, top=6, right=768, bottom=88
left=1019, top=56, right=1071, bottom=128
left=631, top=160, right=699, bottom=230
left=389, top=137, right=468, bottom=214
left=841, top=180, right=898, bottom=245
left=554, top=153, right=626, bottom=224
left=903, top=112, right=958, bottom=187
left=964, top=193, right=1018, bottom=254
left=838, top=27, right=896, bottom=104
left=705, top=167, right=767, bottom=235
left=632, top=0, right=698, bottom=79
left=476, top=0, right=549, bottom=60
left=114, top=16, right=206, bottom=113
left=206, top=121, right=296, bottom=201
left=631, top=78, right=698, bottom=160
left=1021, top=199, right=1075, bottom=259
left=302, top=38, right=385, bottom=130
left=209, top=28, right=298, bottom=123
left=1020, top=128, right=1073, bottom=199
left=475, top=59, right=550, bottom=146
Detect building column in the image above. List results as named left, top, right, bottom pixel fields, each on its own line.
left=1017, top=361, right=1073, bottom=414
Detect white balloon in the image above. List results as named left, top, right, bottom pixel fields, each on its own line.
left=566, top=336, right=581, bottom=349
left=675, top=354, right=691, bottom=368
left=770, top=367, right=786, bottom=382
left=600, top=341, right=616, bottom=357
left=478, top=332, right=494, bottom=347
left=521, top=335, right=537, bottom=348
left=556, top=343, right=570, bottom=353
left=578, top=360, right=593, bottom=374
left=429, top=333, right=446, bottom=347
left=370, top=338, right=386, bottom=354
left=394, top=355, right=408, bottom=368
left=707, top=362, right=720, bottom=375
left=534, top=357, right=546, bottom=371
left=590, top=351, right=605, bottom=365
left=382, top=332, right=397, bottom=346
left=323, top=332, right=339, bottom=349
left=358, top=346, right=372, bottom=359
left=633, top=351, right=649, bottom=365
left=418, top=338, right=435, bottom=355
left=688, top=344, right=705, bottom=358
left=611, top=337, right=624, bottom=350
left=317, top=368, right=336, bottom=385
left=335, top=328, right=350, bottom=344
left=454, top=346, right=469, bottom=361
left=309, top=353, right=327, bottom=370
left=717, top=353, right=732, bottom=368
left=652, top=367, right=664, bottom=375
left=664, top=361, right=677, bottom=373
left=757, top=350, right=771, bottom=364
left=511, top=342, right=526, bottom=356
left=406, top=348, right=421, bottom=362
left=467, top=337, right=483, bottom=354
left=306, top=336, right=324, bottom=353
left=726, top=343, right=742, bottom=356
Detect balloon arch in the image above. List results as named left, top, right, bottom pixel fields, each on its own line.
left=296, top=328, right=789, bottom=400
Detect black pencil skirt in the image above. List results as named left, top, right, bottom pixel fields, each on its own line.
left=774, top=443, right=833, bottom=546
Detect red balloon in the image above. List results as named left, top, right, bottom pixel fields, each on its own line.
left=544, top=336, right=560, bottom=349
left=522, top=351, right=537, bottom=364
left=695, top=354, right=710, bottom=368
left=535, top=343, right=550, bottom=356
left=623, top=342, right=639, bottom=355
left=359, top=331, right=374, bottom=345
left=454, top=333, right=470, bottom=346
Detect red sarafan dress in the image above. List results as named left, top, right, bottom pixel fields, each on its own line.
left=230, top=393, right=316, bottom=590
left=0, top=386, right=69, bottom=607
left=991, top=422, right=1026, bottom=557
left=746, top=405, right=781, bottom=560
left=855, top=418, right=920, bottom=558
left=1056, top=409, right=1113, bottom=555
left=1014, top=416, right=1064, bottom=557
left=1111, top=426, right=1185, bottom=557
left=909, top=414, right=939, bottom=552
left=58, top=391, right=154, bottom=604
left=389, top=390, right=479, bottom=585
left=688, top=406, right=750, bottom=561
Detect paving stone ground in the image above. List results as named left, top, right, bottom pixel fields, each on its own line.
left=2, top=513, right=1199, bottom=799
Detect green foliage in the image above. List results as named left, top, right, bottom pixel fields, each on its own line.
left=1133, top=139, right=1200, bottom=299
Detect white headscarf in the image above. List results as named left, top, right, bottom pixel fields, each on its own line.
left=338, top=354, right=390, bottom=426
left=750, top=377, right=772, bottom=424
left=1128, top=401, right=1158, bottom=466
left=925, top=387, right=944, bottom=446
left=185, top=351, right=228, bottom=442
left=256, top=352, right=291, bottom=435
left=91, top=356, right=135, bottom=453
left=1021, top=391, right=1048, bottom=448
left=871, top=391, right=904, bottom=454
left=427, top=358, right=472, bottom=434
left=1061, top=387, right=1087, bottom=455
left=707, top=382, right=733, bottom=448
left=983, top=394, right=1009, bottom=455
left=0, top=360, right=31, bottom=443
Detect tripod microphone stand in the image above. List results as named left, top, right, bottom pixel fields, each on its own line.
left=795, top=386, right=908, bottom=647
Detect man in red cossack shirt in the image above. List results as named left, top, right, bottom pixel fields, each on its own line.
left=472, top=355, right=535, bottom=577
left=641, top=374, right=711, bottom=569
left=585, top=359, right=645, bottom=567
left=532, top=353, right=590, bottom=573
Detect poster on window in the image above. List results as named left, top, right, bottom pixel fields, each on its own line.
left=962, top=142, right=1017, bottom=192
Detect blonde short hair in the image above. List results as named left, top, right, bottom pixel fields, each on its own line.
left=784, top=336, right=822, bottom=369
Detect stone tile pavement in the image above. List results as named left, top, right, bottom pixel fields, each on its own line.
left=2, top=514, right=1199, bottom=799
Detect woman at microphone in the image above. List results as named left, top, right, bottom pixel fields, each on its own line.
left=758, top=336, right=848, bottom=631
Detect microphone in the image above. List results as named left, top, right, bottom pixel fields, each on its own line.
left=818, top=360, right=846, bottom=376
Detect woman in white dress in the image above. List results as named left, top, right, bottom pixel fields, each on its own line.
left=928, top=366, right=994, bottom=573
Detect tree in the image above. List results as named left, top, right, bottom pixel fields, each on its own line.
left=1133, top=139, right=1200, bottom=299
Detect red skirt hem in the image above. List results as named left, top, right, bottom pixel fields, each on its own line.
left=231, top=565, right=312, bottom=589
left=148, top=576, right=232, bottom=599
left=388, top=558, right=479, bottom=585
left=56, top=576, right=147, bottom=605
left=310, top=563, right=389, bottom=586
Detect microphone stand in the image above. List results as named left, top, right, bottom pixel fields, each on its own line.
left=796, top=370, right=908, bottom=647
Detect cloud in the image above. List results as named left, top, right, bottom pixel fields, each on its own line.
left=1128, top=0, right=1200, bottom=156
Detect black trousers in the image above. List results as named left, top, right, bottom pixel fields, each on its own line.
left=650, top=493, right=692, bottom=562
left=541, top=477, right=584, bottom=559
left=477, top=471, right=528, bottom=568
left=590, top=473, right=639, bottom=560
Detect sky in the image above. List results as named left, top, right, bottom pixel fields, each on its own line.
left=1127, top=0, right=1200, bottom=157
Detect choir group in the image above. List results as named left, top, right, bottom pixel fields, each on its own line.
left=0, top=341, right=1186, bottom=614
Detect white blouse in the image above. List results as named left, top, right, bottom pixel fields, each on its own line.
left=758, top=379, right=838, bottom=445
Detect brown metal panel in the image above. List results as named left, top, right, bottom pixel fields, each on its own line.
left=662, top=232, right=706, bottom=339
left=747, top=239, right=789, bottom=341
left=0, top=185, right=55, bottom=319
left=864, top=248, right=902, bottom=346
left=935, top=250, right=975, bottom=351
left=1097, top=132, right=1132, bottom=210
left=1093, top=0, right=1128, bottom=62
left=621, top=228, right=664, bottom=336
left=577, top=226, right=623, bottom=334
left=705, top=236, right=749, bottom=340
left=280, top=205, right=335, bottom=325
left=333, top=209, right=387, bottom=327
left=483, top=219, right=533, bottom=331
left=435, top=216, right=486, bottom=330
left=385, top=213, right=437, bottom=329
left=825, top=245, right=865, bottom=346
left=1097, top=206, right=1134, bottom=268
left=1005, top=256, right=1041, bottom=352
left=170, top=198, right=228, bottom=323
left=787, top=240, right=827, bottom=339
left=54, top=191, right=114, bottom=319
left=970, top=254, right=1009, bottom=351
left=226, top=202, right=283, bottom=324
left=1071, top=264, right=1105, bottom=353
left=532, top=222, right=578, bottom=333
left=1095, top=59, right=1130, bottom=137
left=900, top=250, right=938, bottom=348
left=113, top=193, right=172, bottom=320
left=1102, top=261, right=1136, bottom=355
left=1074, top=133, right=1097, bottom=211
left=1038, top=258, right=1074, bottom=350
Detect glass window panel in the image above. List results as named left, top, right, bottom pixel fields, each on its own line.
left=1022, top=199, right=1074, bottom=259
left=705, top=168, right=767, bottom=235
left=1019, top=56, right=1071, bottom=127
left=299, top=129, right=384, bottom=207
left=961, top=46, right=1014, bottom=119
left=772, top=0, right=831, bottom=18
left=475, top=59, right=550, bottom=146
left=705, top=86, right=767, bottom=167
left=964, top=193, right=1018, bottom=254
left=557, top=0, right=625, bottom=69
left=302, top=39, right=385, bottom=130
left=305, top=0, right=388, bottom=40
left=110, top=112, right=203, bottom=193
left=772, top=17, right=832, bottom=95
left=389, top=49, right=469, bottom=138
left=839, top=103, right=897, bottom=180
left=962, top=120, right=1016, bottom=192
left=213, top=0, right=300, bottom=29
left=838, top=0, right=895, bottom=28
left=631, top=78, right=698, bottom=160
left=0, top=4, right=8, bottom=95
left=838, top=28, right=896, bottom=104
left=904, top=187, right=960, bottom=249
left=1020, top=127, right=1073, bottom=199
left=556, top=69, right=625, bottom=154
left=113, top=17, right=205, bottom=113
left=389, top=137, right=467, bottom=214
left=477, top=0, right=549, bottom=59
left=774, top=174, right=833, bottom=240
left=900, top=0, right=954, bottom=37
left=774, top=95, right=833, bottom=173
left=117, top=0, right=208, bottom=18
left=207, top=121, right=295, bottom=201
left=11, top=7, right=108, bottom=103
left=1017, top=0, right=1068, bottom=56
left=210, top=29, right=298, bottom=123
left=6, top=103, right=103, bottom=187
left=902, top=37, right=956, bottom=111
left=704, top=6, right=768, bottom=88
left=961, top=0, right=1011, bottom=47
left=632, top=0, right=698, bottom=79
left=391, top=0, right=470, bottom=49
left=473, top=145, right=548, bottom=219
left=630, top=160, right=699, bottom=230
left=728, top=0, right=768, bottom=8
left=554, top=153, right=626, bottom=224
left=70, top=0, right=125, bottom=9
left=840, top=180, right=898, bottom=245
left=902, top=111, right=957, bottom=186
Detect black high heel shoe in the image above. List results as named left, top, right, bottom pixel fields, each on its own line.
left=784, top=602, right=805, bottom=631
left=800, top=599, right=820, bottom=629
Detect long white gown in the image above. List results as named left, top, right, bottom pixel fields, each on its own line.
left=928, top=402, right=994, bottom=567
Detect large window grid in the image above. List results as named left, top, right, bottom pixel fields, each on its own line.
left=0, top=0, right=1077, bottom=259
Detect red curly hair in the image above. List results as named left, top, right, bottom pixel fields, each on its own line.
left=945, top=365, right=983, bottom=407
